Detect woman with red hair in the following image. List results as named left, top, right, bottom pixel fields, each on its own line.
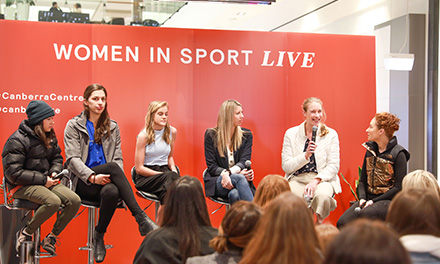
left=337, top=112, right=410, bottom=227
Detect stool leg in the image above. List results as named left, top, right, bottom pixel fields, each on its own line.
left=87, top=207, right=95, bottom=264
left=34, top=227, right=40, bottom=264
left=154, top=202, right=160, bottom=223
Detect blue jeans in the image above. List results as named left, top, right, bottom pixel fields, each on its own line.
left=215, top=173, right=253, bottom=204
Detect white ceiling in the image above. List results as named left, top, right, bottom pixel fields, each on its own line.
left=24, top=0, right=341, bottom=30
left=161, top=0, right=336, bottom=31
left=12, top=0, right=428, bottom=34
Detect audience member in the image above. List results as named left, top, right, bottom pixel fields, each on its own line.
left=324, top=219, right=411, bottom=264
left=402, top=169, right=440, bottom=198
left=187, top=201, right=262, bottom=264
left=133, top=176, right=217, bottom=264
left=253, top=174, right=290, bottom=208
left=386, top=189, right=440, bottom=263
left=315, top=224, right=339, bottom=255
left=240, top=192, right=322, bottom=264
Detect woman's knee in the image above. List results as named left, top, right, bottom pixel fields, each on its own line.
left=70, top=192, right=82, bottom=208
left=106, top=162, right=122, bottom=174
left=45, top=195, right=62, bottom=211
left=230, top=173, right=247, bottom=185
left=101, top=184, right=120, bottom=201
left=228, top=189, right=239, bottom=202
left=313, top=191, right=333, bottom=201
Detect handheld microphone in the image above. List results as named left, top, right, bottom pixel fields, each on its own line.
left=52, top=169, right=69, bottom=180
left=311, top=126, right=318, bottom=142
left=303, top=193, right=312, bottom=208
left=354, top=202, right=366, bottom=213
left=245, top=160, right=252, bottom=170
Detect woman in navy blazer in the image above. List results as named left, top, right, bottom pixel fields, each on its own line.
left=204, top=99, right=255, bottom=204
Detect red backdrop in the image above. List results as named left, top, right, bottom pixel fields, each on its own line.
left=0, top=20, right=376, bottom=263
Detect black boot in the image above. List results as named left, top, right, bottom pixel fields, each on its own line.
left=93, top=230, right=106, bottom=263
left=135, top=211, right=158, bottom=236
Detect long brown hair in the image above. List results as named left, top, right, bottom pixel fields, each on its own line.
left=302, top=97, right=329, bottom=137
left=240, top=192, right=321, bottom=264
left=386, top=189, right=440, bottom=236
left=210, top=201, right=261, bottom=254
left=161, top=176, right=212, bottom=262
left=33, top=122, right=56, bottom=149
left=83, top=84, right=110, bottom=144
left=324, top=219, right=411, bottom=264
left=214, top=99, right=244, bottom=157
left=253, top=174, right=290, bottom=208
left=144, top=101, right=171, bottom=145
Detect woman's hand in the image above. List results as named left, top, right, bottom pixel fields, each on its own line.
left=221, top=171, right=233, bottom=190
left=304, top=178, right=321, bottom=197
left=94, top=174, right=111, bottom=185
left=240, top=169, right=254, bottom=181
left=364, top=200, right=374, bottom=208
left=359, top=199, right=366, bottom=208
left=45, top=176, right=60, bottom=188
left=305, top=141, right=317, bottom=160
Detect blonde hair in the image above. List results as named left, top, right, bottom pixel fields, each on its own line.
left=302, top=97, right=329, bottom=137
left=215, top=99, right=243, bottom=157
left=144, top=101, right=171, bottom=145
left=253, top=174, right=290, bottom=208
left=402, top=170, right=440, bottom=199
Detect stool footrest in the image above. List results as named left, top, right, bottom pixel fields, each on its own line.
left=36, top=253, right=57, bottom=258
left=79, top=244, right=114, bottom=251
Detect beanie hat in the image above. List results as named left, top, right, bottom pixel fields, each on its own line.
left=26, top=100, right=55, bottom=125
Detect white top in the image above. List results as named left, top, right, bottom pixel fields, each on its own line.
left=401, top=235, right=440, bottom=259
left=143, top=128, right=171, bottom=166
left=282, top=121, right=341, bottom=193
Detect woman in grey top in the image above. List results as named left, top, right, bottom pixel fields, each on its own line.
left=132, top=100, right=180, bottom=205
left=64, top=84, right=157, bottom=263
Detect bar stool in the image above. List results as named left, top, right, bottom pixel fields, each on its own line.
left=202, top=169, right=230, bottom=214
left=2, top=178, right=57, bottom=264
left=78, top=199, right=118, bottom=264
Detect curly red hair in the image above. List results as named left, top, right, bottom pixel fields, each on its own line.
left=374, top=112, right=400, bottom=139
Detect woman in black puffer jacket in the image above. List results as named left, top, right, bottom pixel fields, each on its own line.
left=2, top=100, right=80, bottom=255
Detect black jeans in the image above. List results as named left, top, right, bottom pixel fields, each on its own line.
left=134, top=165, right=180, bottom=204
left=75, top=162, right=143, bottom=233
left=337, top=200, right=391, bottom=228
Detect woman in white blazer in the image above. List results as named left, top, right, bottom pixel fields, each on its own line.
left=282, top=97, right=341, bottom=223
